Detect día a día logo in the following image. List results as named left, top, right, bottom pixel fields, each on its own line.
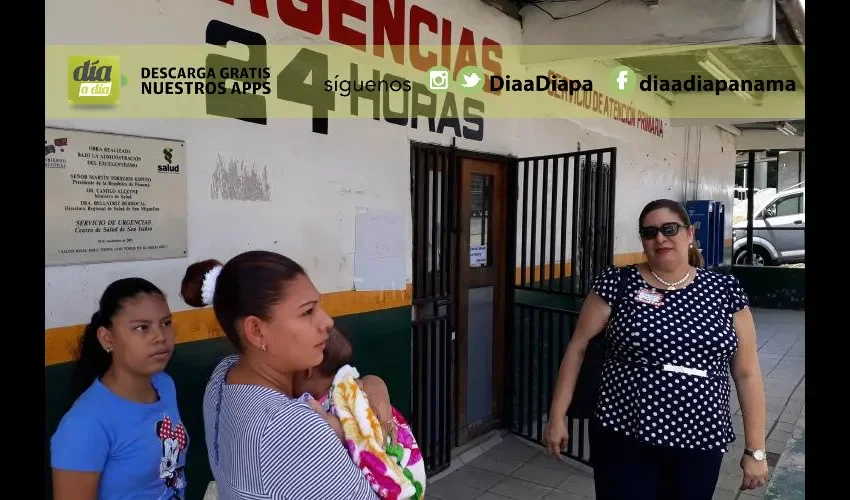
left=68, top=56, right=121, bottom=105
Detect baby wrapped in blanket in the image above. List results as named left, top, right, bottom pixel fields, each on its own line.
left=294, top=327, right=426, bottom=500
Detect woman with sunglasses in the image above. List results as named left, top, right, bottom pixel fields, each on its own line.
left=543, top=199, right=769, bottom=500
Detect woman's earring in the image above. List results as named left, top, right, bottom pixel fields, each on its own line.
left=261, top=344, right=268, bottom=352
left=689, top=242, right=694, bottom=248
left=104, top=346, right=112, bottom=353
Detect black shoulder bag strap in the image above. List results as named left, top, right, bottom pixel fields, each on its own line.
left=567, top=267, right=632, bottom=419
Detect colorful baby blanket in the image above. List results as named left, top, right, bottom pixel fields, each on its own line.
left=330, top=365, right=426, bottom=500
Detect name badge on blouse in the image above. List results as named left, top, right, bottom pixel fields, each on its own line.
left=635, top=288, right=664, bottom=307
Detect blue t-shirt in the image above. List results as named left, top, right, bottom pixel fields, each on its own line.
left=50, top=372, right=189, bottom=500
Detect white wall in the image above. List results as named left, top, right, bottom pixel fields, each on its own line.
left=518, top=0, right=775, bottom=62
left=778, top=151, right=805, bottom=190
left=45, top=0, right=736, bottom=329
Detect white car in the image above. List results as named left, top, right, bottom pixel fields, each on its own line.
left=732, top=186, right=805, bottom=266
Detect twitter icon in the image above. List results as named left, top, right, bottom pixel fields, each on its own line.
left=457, top=66, right=485, bottom=93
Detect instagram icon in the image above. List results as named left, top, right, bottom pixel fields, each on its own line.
left=426, top=66, right=451, bottom=92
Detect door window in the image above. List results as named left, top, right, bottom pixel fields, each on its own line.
left=770, top=193, right=803, bottom=217
left=469, top=174, right=493, bottom=268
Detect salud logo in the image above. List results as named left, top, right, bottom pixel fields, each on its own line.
left=158, top=147, right=180, bottom=174
left=68, top=56, right=121, bottom=105
left=610, top=65, right=637, bottom=93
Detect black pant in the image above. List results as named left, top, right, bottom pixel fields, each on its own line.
left=590, top=420, right=724, bottom=500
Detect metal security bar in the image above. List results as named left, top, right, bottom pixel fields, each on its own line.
left=410, top=143, right=456, bottom=475
left=506, top=148, right=617, bottom=465
left=514, top=150, right=616, bottom=295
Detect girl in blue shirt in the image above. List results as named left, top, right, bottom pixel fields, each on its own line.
left=50, top=278, right=189, bottom=500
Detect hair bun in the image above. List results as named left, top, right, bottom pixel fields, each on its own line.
left=181, top=259, right=224, bottom=307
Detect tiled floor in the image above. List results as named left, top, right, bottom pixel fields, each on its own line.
left=764, top=413, right=805, bottom=500
left=426, top=308, right=805, bottom=500
left=426, top=433, right=596, bottom=500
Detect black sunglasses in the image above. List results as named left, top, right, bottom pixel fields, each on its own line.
left=639, top=222, right=688, bottom=240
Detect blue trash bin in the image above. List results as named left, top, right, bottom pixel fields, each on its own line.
left=685, top=200, right=715, bottom=268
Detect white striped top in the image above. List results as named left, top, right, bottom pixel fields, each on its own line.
left=203, top=355, right=378, bottom=500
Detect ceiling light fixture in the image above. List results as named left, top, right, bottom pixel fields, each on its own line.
left=775, top=122, right=797, bottom=136
left=697, top=51, right=754, bottom=102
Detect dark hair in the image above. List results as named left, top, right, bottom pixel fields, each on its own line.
left=638, top=199, right=705, bottom=268
left=181, top=259, right=223, bottom=308
left=72, top=278, right=165, bottom=400
left=316, top=326, right=354, bottom=378
left=180, top=251, right=306, bottom=350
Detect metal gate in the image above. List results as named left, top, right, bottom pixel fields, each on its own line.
left=410, top=143, right=456, bottom=475
left=505, top=148, right=617, bottom=465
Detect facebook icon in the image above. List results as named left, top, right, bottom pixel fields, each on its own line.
left=617, top=70, right=629, bottom=90
left=611, top=66, right=635, bottom=92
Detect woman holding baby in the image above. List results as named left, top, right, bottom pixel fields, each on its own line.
left=180, top=251, right=380, bottom=500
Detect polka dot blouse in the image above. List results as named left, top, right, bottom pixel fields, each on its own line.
left=590, top=264, right=750, bottom=452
